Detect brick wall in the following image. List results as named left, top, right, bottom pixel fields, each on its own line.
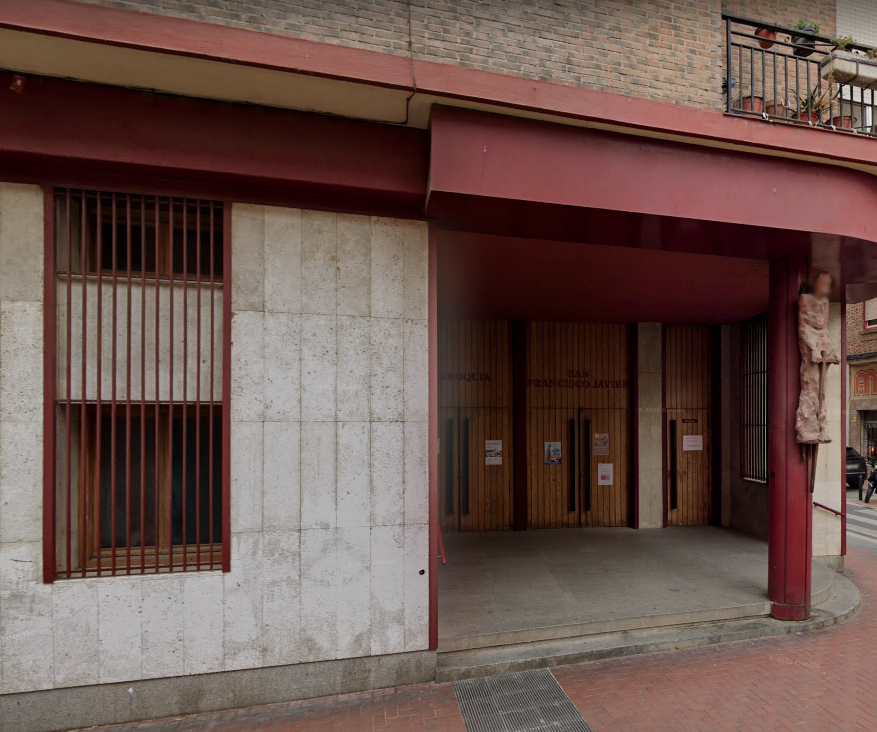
left=68, top=0, right=727, bottom=109
left=722, top=0, right=836, bottom=37
left=847, top=302, right=877, bottom=358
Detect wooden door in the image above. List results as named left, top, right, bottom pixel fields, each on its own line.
left=664, top=326, right=712, bottom=526
left=438, top=320, right=513, bottom=532
left=526, top=322, right=631, bottom=529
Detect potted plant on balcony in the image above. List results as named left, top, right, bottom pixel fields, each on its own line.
left=792, top=21, right=820, bottom=57
left=797, top=86, right=832, bottom=123
left=755, top=26, right=776, bottom=50
left=738, top=93, right=764, bottom=113
left=820, top=39, right=877, bottom=91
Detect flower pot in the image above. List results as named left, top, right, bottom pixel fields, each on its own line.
left=830, top=114, right=857, bottom=128
left=797, top=111, right=821, bottom=123
left=820, top=49, right=877, bottom=90
left=755, top=27, right=776, bottom=49
left=793, top=29, right=817, bottom=57
left=739, top=95, right=764, bottom=112
left=765, top=100, right=789, bottom=117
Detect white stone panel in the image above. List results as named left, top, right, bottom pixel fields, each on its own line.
left=371, top=422, right=404, bottom=526
left=231, top=310, right=265, bottom=422
left=403, top=319, right=428, bottom=422
left=57, top=280, right=224, bottom=403
left=336, top=526, right=371, bottom=658
left=0, top=184, right=44, bottom=303
left=336, top=214, right=371, bottom=317
left=370, top=525, right=404, bottom=656
left=370, top=218, right=405, bottom=319
left=262, top=529, right=301, bottom=667
left=182, top=572, right=224, bottom=675
left=230, top=204, right=265, bottom=313
left=370, top=318, right=403, bottom=422
left=402, top=221, right=428, bottom=320
left=263, top=421, right=301, bottom=531
left=141, top=576, right=184, bottom=679
left=403, top=524, right=429, bottom=652
left=336, top=316, right=371, bottom=422
left=637, top=323, right=663, bottom=530
left=301, top=422, right=336, bottom=530
left=301, top=313, right=337, bottom=421
left=0, top=541, right=41, bottom=588
left=263, top=312, right=301, bottom=422
left=336, top=422, right=370, bottom=528
left=264, top=206, right=302, bottom=314
left=0, top=584, right=54, bottom=693
left=300, top=528, right=337, bottom=662
left=301, top=211, right=337, bottom=316
left=98, top=578, right=142, bottom=683
left=0, top=421, right=42, bottom=544
left=230, top=422, right=264, bottom=534
left=224, top=532, right=263, bottom=671
left=403, top=421, right=429, bottom=526
left=53, top=580, right=99, bottom=688
left=0, top=301, right=43, bottom=423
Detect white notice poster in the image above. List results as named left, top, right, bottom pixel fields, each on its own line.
left=485, top=440, right=503, bottom=465
left=683, top=435, right=704, bottom=451
left=593, top=433, right=609, bottom=456
left=597, top=463, right=614, bottom=486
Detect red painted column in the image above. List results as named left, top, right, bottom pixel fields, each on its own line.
left=767, top=258, right=812, bottom=621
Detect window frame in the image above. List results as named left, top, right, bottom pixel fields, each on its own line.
left=863, top=300, right=877, bottom=332
left=43, top=187, right=232, bottom=582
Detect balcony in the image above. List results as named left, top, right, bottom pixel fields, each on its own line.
left=725, top=15, right=877, bottom=137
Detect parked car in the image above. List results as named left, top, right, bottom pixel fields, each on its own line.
left=847, top=446, right=868, bottom=500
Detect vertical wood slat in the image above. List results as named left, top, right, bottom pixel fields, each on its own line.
left=664, top=325, right=712, bottom=526
left=437, top=319, right=513, bottom=532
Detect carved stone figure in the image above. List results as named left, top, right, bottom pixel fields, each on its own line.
left=795, top=272, right=839, bottom=445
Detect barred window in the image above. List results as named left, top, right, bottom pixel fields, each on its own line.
left=740, top=314, right=768, bottom=483
left=47, top=189, right=228, bottom=579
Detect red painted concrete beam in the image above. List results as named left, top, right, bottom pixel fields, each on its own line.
left=8, top=0, right=877, bottom=171
left=0, top=72, right=428, bottom=216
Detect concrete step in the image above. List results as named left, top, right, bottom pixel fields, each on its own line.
left=436, top=571, right=858, bottom=683
left=438, top=561, right=834, bottom=654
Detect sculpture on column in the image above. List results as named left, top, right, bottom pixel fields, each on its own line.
left=795, top=272, right=839, bottom=490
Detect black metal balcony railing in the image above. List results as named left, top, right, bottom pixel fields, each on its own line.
left=725, top=14, right=877, bottom=137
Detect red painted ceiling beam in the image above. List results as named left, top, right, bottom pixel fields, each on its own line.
left=7, top=0, right=877, bottom=170
left=0, top=72, right=428, bottom=214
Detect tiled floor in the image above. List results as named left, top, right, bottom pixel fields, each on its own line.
left=77, top=546, right=875, bottom=732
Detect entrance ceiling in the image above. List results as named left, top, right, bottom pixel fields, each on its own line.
left=437, top=231, right=769, bottom=325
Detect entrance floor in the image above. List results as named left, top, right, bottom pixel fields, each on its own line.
left=438, top=526, right=834, bottom=652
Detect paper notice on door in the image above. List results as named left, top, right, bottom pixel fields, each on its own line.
left=545, top=442, right=562, bottom=465
left=485, top=440, right=503, bottom=465
left=593, top=433, right=609, bottom=456
left=597, top=463, right=614, bottom=486
left=683, top=435, right=704, bottom=451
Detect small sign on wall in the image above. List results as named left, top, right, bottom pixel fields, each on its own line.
left=683, top=435, right=704, bottom=451
left=598, top=463, right=614, bottom=485
left=545, top=442, right=562, bottom=465
left=485, top=440, right=503, bottom=465
left=593, top=433, right=609, bottom=456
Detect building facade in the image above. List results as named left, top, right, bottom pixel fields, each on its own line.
left=1, top=0, right=875, bottom=730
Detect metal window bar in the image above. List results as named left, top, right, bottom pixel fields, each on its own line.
left=724, top=14, right=877, bottom=136
left=48, top=189, right=227, bottom=579
left=740, top=314, right=768, bottom=483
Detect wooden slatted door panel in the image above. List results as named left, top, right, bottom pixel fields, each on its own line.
left=664, top=326, right=712, bottom=526
left=438, top=319, right=513, bottom=532
left=526, top=322, right=631, bottom=529
left=458, top=408, right=513, bottom=531
left=581, top=408, right=630, bottom=528
left=438, top=407, right=459, bottom=533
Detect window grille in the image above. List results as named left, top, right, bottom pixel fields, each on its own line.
left=46, top=189, right=228, bottom=579
left=740, top=314, right=768, bottom=483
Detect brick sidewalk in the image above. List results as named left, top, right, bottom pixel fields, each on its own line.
left=80, top=549, right=875, bottom=732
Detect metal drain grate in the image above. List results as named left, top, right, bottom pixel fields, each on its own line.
left=453, top=668, right=594, bottom=732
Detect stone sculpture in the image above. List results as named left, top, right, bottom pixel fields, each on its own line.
left=795, top=272, right=838, bottom=446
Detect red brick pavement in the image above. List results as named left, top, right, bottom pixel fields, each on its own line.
left=81, top=548, right=876, bottom=732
